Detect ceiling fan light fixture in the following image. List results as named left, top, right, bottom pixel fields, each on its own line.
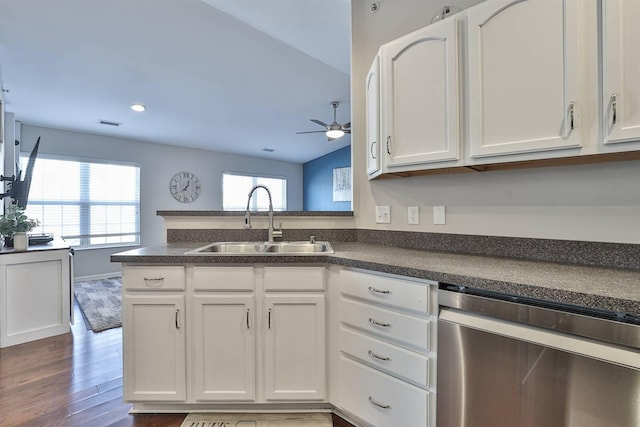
left=326, top=129, right=344, bottom=139
left=130, top=103, right=146, bottom=112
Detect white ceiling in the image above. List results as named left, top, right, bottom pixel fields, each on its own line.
left=0, top=0, right=352, bottom=163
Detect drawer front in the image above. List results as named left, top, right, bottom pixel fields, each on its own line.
left=124, top=266, right=185, bottom=291
left=340, top=326, right=430, bottom=389
left=264, top=266, right=325, bottom=291
left=192, top=266, right=254, bottom=291
left=340, top=269, right=432, bottom=314
left=339, top=355, right=429, bottom=427
left=340, top=297, right=431, bottom=352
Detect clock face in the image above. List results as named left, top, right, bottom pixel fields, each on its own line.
left=170, top=172, right=201, bottom=203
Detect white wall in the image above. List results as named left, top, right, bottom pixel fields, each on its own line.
left=20, top=124, right=303, bottom=277
left=351, top=0, right=640, bottom=244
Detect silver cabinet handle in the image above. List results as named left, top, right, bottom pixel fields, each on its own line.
left=370, top=140, right=377, bottom=159
left=368, top=350, right=391, bottom=361
left=610, top=93, right=617, bottom=126
left=386, top=136, right=391, bottom=154
left=564, top=101, right=575, bottom=138
left=369, top=396, right=391, bottom=409
left=369, top=317, right=390, bottom=328
left=246, top=308, right=250, bottom=330
left=175, top=309, right=180, bottom=329
left=368, top=286, right=390, bottom=295
left=143, top=277, right=164, bottom=287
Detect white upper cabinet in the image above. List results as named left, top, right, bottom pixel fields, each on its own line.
left=466, top=0, right=583, bottom=160
left=602, top=0, right=640, bottom=146
left=380, top=17, right=460, bottom=169
left=366, top=54, right=381, bottom=178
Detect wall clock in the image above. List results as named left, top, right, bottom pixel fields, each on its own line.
left=169, top=172, right=201, bottom=203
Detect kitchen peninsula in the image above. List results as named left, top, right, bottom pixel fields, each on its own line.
left=111, top=210, right=640, bottom=425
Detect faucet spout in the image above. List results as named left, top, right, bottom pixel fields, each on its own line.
left=244, top=185, right=281, bottom=242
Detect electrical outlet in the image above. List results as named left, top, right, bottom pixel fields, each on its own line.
left=434, top=205, right=446, bottom=225
left=408, top=206, right=419, bottom=225
left=375, top=206, right=391, bottom=224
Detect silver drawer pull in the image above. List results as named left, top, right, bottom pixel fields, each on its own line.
left=143, top=277, right=164, bottom=287
left=368, top=286, right=390, bottom=295
left=368, top=350, right=391, bottom=361
left=369, top=318, right=390, bottom=328
left=369, top=396, right=391, bottom=409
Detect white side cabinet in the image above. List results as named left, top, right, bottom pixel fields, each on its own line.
left=122, top=266, right=186, bottom=402
left=337, top=268, right=437, bottom=427
left=466, top=0, right=584, bottom=161
left=379, top=16, right=461, bottom=171
left=365, top=53, right=381, bottom=178
left=602, top=0, right=640, bottom=147
left=0, top=248, right=71, bottom=348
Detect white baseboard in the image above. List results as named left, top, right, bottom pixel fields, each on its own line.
left=74, top=272, right=122, bottom=282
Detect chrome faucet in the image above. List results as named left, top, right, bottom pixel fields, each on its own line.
left=244, top=185, right=282, bottom=242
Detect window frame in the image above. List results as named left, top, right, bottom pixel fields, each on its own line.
left=222, top=171, right=288, bottom=211
left=21, top=153, right=141, bottom=250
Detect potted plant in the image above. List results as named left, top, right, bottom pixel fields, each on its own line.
left=0, top=205, right=40, bottom=251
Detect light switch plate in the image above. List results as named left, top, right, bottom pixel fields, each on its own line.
left=434, top=205, right=446, bottom=225
left=408, top=206, right=419, bottom=225
left=375, top=205, right=391, bottom=223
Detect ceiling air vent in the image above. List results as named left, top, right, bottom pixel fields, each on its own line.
left=99, top=120, right=121, bottom=127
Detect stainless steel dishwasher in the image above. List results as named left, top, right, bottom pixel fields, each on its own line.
left=437, top=284, right=640, bottom=427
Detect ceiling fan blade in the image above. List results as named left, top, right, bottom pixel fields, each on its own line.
left=296, top=130, right=327, bottom=134
left=342, top=122, right=351, bottom=129
left=310, top=119, right=328, bottom=128
left=328, top=136, right=337, bottom=142
left=344, top=129, right=351, bottom=134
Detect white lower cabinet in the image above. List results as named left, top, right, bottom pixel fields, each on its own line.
left=340, top=355, right=430, bottom=427
left=123, top=264, right=326, bottom=407
left=123, top=293, right=187, bottom=401
left=337, top=269, right=437, bottom=427
left=264, top=293, right=325, bottom=400
left=192, top=294, right=255, bottom=401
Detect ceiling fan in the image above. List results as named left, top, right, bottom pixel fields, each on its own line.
left=297, top=101, right=351, bottom=141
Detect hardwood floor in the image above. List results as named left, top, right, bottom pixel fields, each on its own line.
left=0, top=303, right=353, bottom=427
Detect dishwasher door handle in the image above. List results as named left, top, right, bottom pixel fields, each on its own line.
left=439, top=308, right=640, bottom=370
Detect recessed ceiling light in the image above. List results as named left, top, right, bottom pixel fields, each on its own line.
left=130, top=103, right=146, bottom=112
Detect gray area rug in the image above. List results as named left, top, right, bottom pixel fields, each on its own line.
left=74, top=277, right=122, bottom=332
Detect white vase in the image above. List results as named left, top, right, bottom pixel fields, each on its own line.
left=13, top=232, right=28, bottom=251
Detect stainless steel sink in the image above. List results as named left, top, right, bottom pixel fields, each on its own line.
left=185, top=241, right=334, bottom=255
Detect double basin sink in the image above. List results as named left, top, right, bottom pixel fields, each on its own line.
left=185, top=241, right=334, bottom=256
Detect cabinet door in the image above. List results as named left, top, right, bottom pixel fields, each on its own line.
left=192, top=294, right=255, bottom=401
left=123, top=295, right=186, bottom=401
left=264, top=294, right=325, bottom=400
left=603, top=0, right=640, bottom=145
left=366, top=54, right=381, bottom=178
left=380, top=18, right=460, bottom=168
left=467, top=0, right=582, bottom=159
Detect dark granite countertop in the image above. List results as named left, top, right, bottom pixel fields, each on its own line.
left=157, top=210, right=353, bottom=217
left=0, top=236, right=70, bottom=254
left=111, top=241, right=640, bottom=317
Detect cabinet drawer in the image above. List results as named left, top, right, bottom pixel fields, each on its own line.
left=192, top=267, right=254, bottom=291
left=340, top=269, right=432, bottom=314
left=339, top=355, right=429, bottom=427
left=340, top=297, right=431, bottom=352
left=124, top=266, right=185, bottom=291
left=264, top=266, right=325, bottom=291
left=340, top=326, right=430, bottom=389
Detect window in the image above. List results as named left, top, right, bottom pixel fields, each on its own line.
left=223, top=172, right=287, bottom=211
left=22, top=155, right=140, bottom=249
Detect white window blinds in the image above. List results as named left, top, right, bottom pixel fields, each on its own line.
left=22, top=155, right=140, bottom=249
